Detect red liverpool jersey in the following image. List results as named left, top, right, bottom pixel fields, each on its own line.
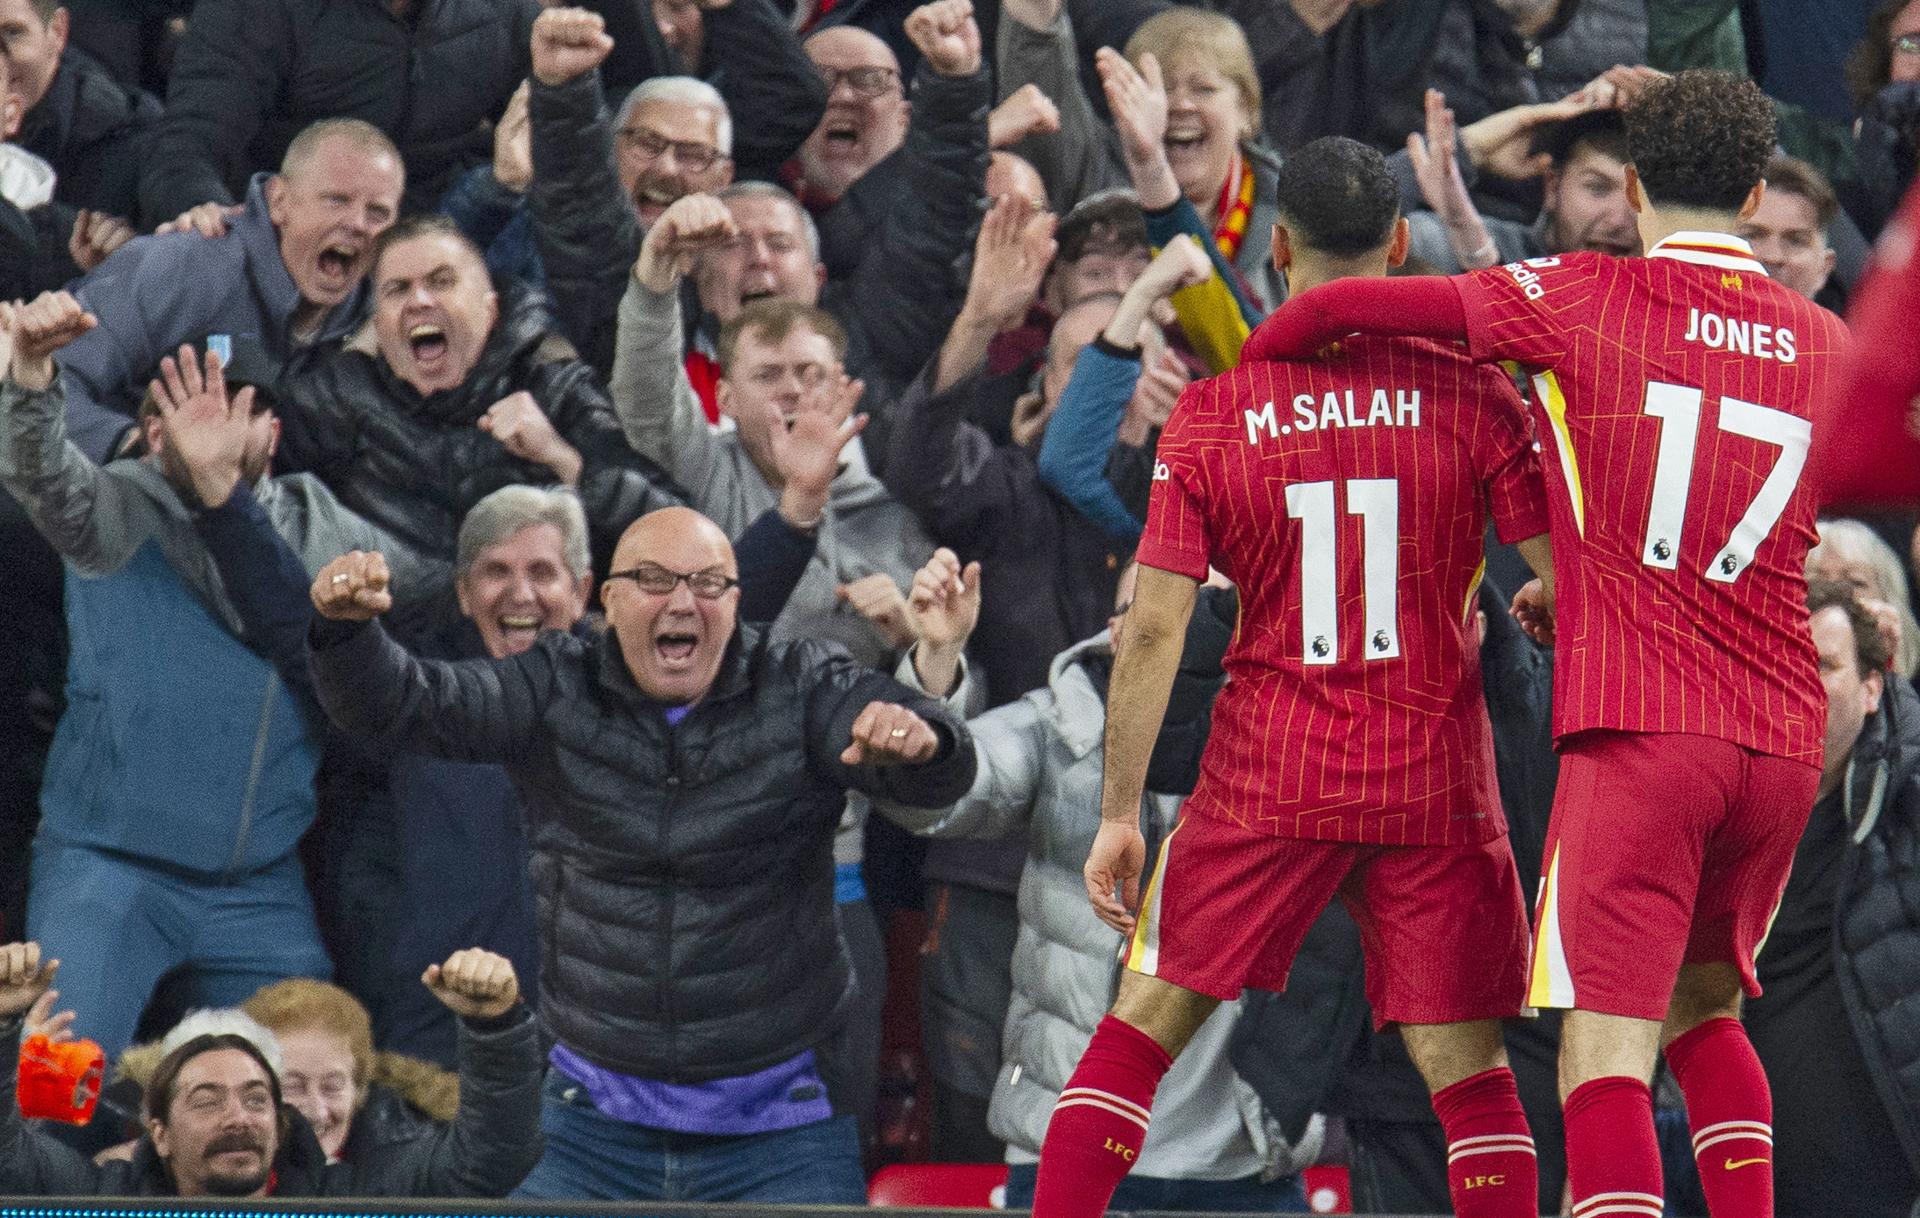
left=1138, top=334, right=1550, bottom=845
left=1454, top=233, right=1847, bottom=765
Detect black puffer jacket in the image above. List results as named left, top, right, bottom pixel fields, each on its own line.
left=0, top=1007, right=543, bottom=1196
left=273, top=283, right=682, bottom=575
left=1830, top=676, right=1920, bottom=1177
left=17, top=47, right=159, bottom=223
left=310, top=616, right=976, bottom=1082
left=138, top=0, right=540, bottom=222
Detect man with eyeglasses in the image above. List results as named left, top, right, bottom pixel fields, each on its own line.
left=303, top=504, right=977, bottom=1203
left=617, top=202, right=933, bottom=668
left=524, top=5, right=812, bottom=376
left=790, top=0, right=990, bottom=408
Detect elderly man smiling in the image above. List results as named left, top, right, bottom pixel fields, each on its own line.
left=275, top=215, right=682, bottom=575
left=305, top=506, right=975, bottom=1202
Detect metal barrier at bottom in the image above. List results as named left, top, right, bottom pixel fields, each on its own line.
left=0, top=1202, right=1459, bottom=1218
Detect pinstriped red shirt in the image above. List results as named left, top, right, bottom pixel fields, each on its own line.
left=1453, top=234, right=1847, bottom=765
left=1138, top=334, right=1549, bottom=845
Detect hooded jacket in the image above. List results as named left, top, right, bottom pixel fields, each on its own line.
left=608, top=275, right=932, bottom=669
left=0, top=376, right=440, bottom=877
left=274, top=282, right=682, bottom=576
left=59, top=173, right=370, bottom=464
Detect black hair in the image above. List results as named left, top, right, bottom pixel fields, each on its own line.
left=146, top=1034, right=285, bottom=1126
left=1272, top=136, right=1400, bottom=258
left=1625, top=70, right=1775, bottom=212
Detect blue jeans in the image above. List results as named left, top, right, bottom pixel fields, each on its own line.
left=511, top=1071, right=867, bottom=1203
left=26, top=841, right=330, bottom=1059
left=1004, top=1161, right=1306, bottom=1211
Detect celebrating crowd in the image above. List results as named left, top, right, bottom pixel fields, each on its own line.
left=2, top=0, right=1920, bottom=1214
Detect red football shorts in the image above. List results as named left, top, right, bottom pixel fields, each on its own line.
left=1527, top=730, right=1818, bottom=1021
left=1124, top=809, right=1530, bottom=1028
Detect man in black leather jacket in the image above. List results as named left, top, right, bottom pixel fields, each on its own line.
left=273, top=215, right=681, bottom=578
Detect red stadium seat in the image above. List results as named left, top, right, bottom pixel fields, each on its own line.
left=866, top=1162, right=1010, bottom=1207
left=1302, top=1164, right=1352, bottom=1213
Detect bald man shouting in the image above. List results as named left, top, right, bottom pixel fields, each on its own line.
left=306, top=505, right=976, bottom=1203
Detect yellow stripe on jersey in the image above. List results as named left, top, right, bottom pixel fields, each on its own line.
left=1463, top=558, right=1487, bottom=625
left=1527, top=844, right=1578, bottom=1009
left=1532, top=371, right=1585, bottom=537
left=1126, top=820, right=1181, bottom=975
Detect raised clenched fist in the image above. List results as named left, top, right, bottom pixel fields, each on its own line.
left=904, top=0, right=981, bottom=77
left=0, top=943, right=58, bottom=1021
left=633, top=193, right=737, bottom=293
left=422, top=948, right=520, bottom=1020
left=532, top=8, right=615, bottom=86
left=3, top=291, right=98, bottom=391
left=312, top=550, right=394, bottom=622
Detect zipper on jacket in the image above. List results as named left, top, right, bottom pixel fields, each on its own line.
left=226, top=673, right=280, bottom=879
left=658, top=717, right=680, bottom=1071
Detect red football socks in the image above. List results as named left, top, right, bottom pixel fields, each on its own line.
left=1431, top=1066, right=1539, bottom=1218
left=1030, top=1015, right=1173, bottom=1218
left=1666, top=1017, right=1774, bottom=1218
left=1565, top=1076, right=1664, bottom=1218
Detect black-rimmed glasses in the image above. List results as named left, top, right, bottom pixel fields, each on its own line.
left=816, top=65, right=900, bottom=98
left=606, top=563, right=739, bottom=599
left=616, top=127, right=725, bottom=173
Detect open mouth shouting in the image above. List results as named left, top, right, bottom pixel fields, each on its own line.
left=821, top=117, right=862, bottom=154
left=653, top=625, right=701, bottom=667
left=632, top=180, right=684, bottom=226
left=314, top=241, right=363, bottom=294
left=498, top=613, right=543, bottom=649
left=408, top=322, right=450, bottom=371
left=1164, top=121, right=1211, bottom=164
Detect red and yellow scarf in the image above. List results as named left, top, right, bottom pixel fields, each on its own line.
left=1212, top=152, right=1255, bottom=263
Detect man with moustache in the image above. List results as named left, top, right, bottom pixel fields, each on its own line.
left=305, top=505, right=976, bottom=1202
left=52, top=118, right=403, bottom=464
left=0, top=940, right=544, bottom=1197
left=0, top=291, right=441, bottom=1061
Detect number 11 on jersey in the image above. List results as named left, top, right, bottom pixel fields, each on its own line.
left=1285, top=478, right=1401, bottom=666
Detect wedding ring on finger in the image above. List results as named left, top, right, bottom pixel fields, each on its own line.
left=889, top=727, right=909, bottom=738
left=331, top=573, right=351, bottom=585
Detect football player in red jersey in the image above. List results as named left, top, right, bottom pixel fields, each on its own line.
left=1809, top=176, right=1920, bottom=508
left=1250, top=70, right=1849, bottom=1218
left=1028, top=136, right=1555, bottom=1218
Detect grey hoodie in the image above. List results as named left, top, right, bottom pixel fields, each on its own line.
left=608, top=275, right=932, bottom=671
